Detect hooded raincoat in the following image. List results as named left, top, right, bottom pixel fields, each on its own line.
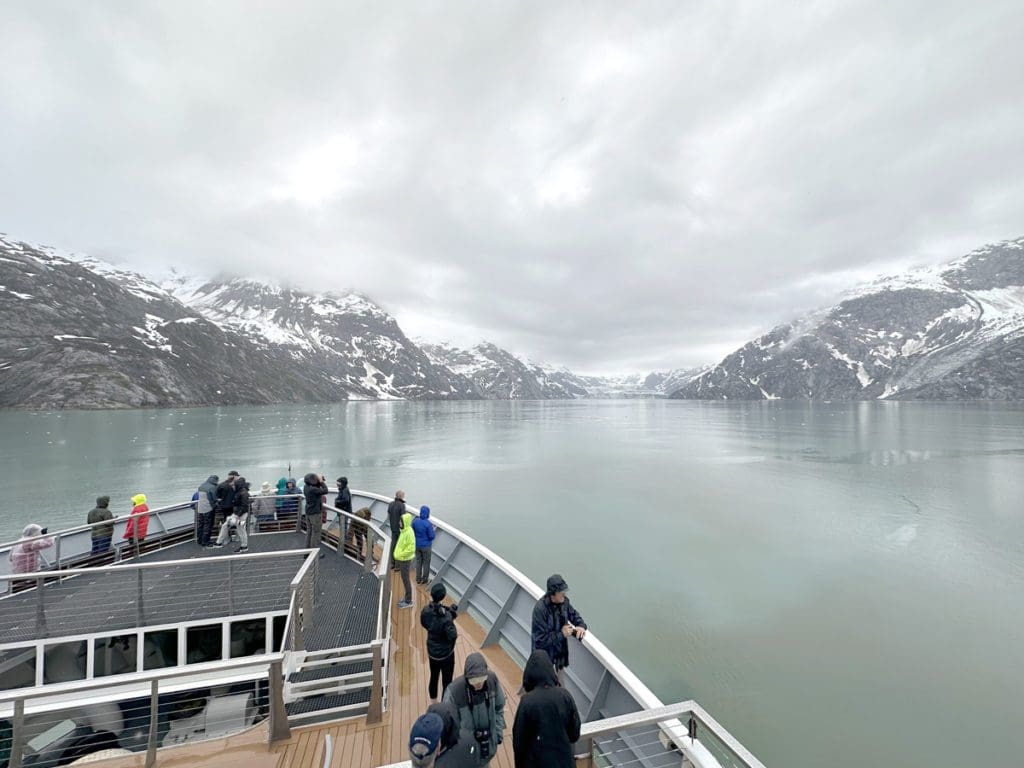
left=87, top=496, right=114, bottom=540
left=124, top=494, right=150, bottom=542
left=10, top=524, right=54, bottom=574
left=443, top=652, right=507, bottom=761
left=197, top=476, right=219, bottom=516
left=394, top=511, right=416, bottom=562
left=412, top=506, right=436, bottom=549
left=512, top=651, right=580, bottom=768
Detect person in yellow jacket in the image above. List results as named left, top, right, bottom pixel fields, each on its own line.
left=394, top=510, right=416, bottom=608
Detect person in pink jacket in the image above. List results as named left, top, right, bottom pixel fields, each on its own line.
left=124, top=494, right=150, bottom=543
left=10, top=523, right=54, bottom=574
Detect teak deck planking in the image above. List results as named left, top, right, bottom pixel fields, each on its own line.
left=273, top=569, right=525, bottom=768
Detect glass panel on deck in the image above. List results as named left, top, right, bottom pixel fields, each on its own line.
left=229, top=618, right=266, bottom=658
left=43, top=640, right=88, bottom=683
left=186, top=624, right=223, bottom=664
left=0, top=645, right=37, bottom=689
left=144, top=628, right=179, bottom=670
left=93, top=634, right=138, bottom=677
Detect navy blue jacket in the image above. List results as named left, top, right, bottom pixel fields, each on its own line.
left=531, top=595, right=586, bottom=670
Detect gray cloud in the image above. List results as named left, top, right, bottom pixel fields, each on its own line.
left=2, top=1, right=1022, bottom=374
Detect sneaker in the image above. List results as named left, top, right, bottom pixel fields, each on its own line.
left=205, top=544, right=223, bottom=549
left=397, top=599, right=413, bottom=609
left=236, top=546, right=248, bottom=553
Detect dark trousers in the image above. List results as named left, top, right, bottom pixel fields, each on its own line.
left=415, top=547, right=431, bottom=582
left=197, top=512, right=213, bottom=546
left=398, top=560, right=412, bottom=602
left=304, top=512, right=323, bottom=549
left=91, top=536, right=111, bottom=555
left=428, top=653, right=455, bottom=700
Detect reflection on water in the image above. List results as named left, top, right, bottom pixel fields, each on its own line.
left=1, top=400, right=1023, bottom=768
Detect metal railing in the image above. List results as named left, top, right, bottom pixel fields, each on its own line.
left=346, top=489, right=760, bottom=768
left=281, top=509, right=392, bottom=725
left=0, top=494, right=310, bottom=592
left=1, top=502, right=199, bottom=593
left=0, top=653, right=288, bottom=768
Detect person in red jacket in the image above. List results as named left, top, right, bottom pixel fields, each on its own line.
left=124, top=493, right=150, bottom=544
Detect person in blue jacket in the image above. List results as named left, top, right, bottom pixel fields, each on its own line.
left=411, top=505, right=436, bottom=585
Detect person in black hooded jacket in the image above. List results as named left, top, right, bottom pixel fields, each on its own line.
left=420, top=582, right=459, bottom=701
left=512, top=650, right=581, bottom=768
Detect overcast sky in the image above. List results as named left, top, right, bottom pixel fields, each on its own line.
left=1, top=2, right=1022, bottom=374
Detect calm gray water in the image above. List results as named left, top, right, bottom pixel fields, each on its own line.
left=2, top=400, right=1023, bottom=767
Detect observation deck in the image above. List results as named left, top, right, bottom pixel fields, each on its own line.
left=0, top=491, right=764, bottom=768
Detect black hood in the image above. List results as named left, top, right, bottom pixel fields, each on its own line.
left=523, top=649, right=559, bottom=692
left=425, top=701, right=460, bottom=749
left=463, top=652, right=488, bottom=679
left=303, top=473, right=319, bottom=485
left=95, top=496, right=110, bottom=508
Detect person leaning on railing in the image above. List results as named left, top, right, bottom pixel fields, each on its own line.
left=350, top=506, right=372, bottom=561
left=530, top=574, right=587, bottom=680
left=87, top=495, right=114, bottom=554
left=10, top=523, right=53, bottom=574
left=196, top=475, right=219, bottom=546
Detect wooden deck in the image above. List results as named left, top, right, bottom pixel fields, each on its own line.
left=271, top=570, right=525, bottom=768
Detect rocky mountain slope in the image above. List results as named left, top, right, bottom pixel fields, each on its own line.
left=0, top=235, right=336, bottom=408
left=672, top=237, right=1024, bottom=400
left=0, top=235, right=482, bottom=407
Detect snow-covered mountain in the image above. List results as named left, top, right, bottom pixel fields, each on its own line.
left=165, top=278, right=478, bottom=400
left=420, top=342, right=584, bottom=399
left=0, top=234, right=483, bottom=407
left=0, top=234, right=338, bottom=408
left=672, top=236, right=1024, bottom=400
left=420, top=341, right=702, bottom=399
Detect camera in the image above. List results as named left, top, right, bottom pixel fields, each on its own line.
left=474, top=728, right=491, bottom=760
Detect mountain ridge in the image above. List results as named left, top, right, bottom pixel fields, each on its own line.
left=671, top=236, right=1024, bottom=400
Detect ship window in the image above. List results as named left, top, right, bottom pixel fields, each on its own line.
left=0, top=646, right=37, bottom=689
left=144, top=629, right=179, bottom=670
left=93, top=635, right=138, bottom=677
left=230, top=618, right=266, bottom=658
left=43, top=641, right=88, bottom=683
left=186, top=624, right=223, bottom=664
left=272, top=615, right=287, bottom=651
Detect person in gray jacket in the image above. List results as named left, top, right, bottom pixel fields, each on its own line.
left=442, top=652, right=506, bottom=764
left=196, top=475, right=219, bottom=546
